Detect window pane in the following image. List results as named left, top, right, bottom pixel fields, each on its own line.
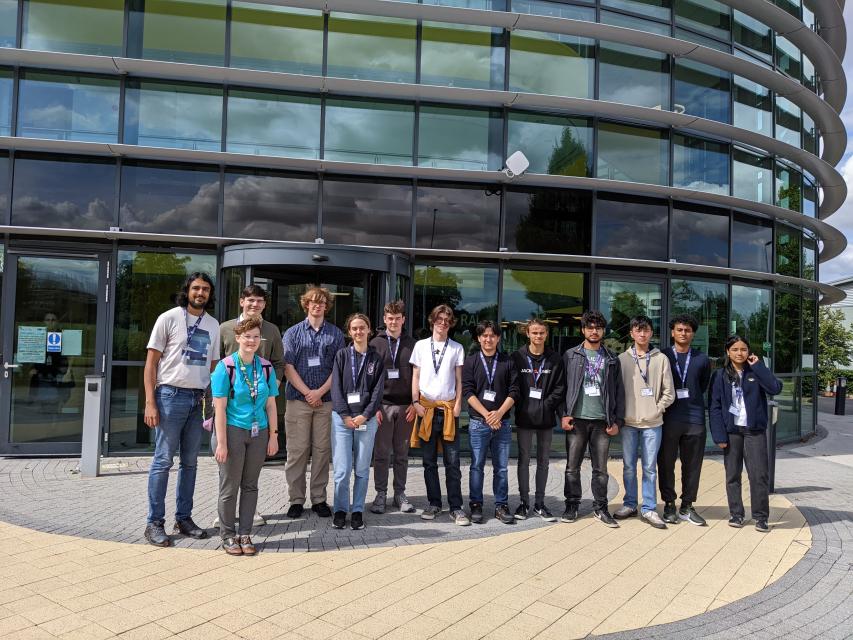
left=327, top=13, right=416, bottom=83
left=509, top=30, right=594, bottom=98
left=418, top=106, right=501, bottom=171
left=673, top=134, right=730, bottom=196
left=775, top=96, right=801, bottom=147
left=776, top=223, right=801, bottom=277
left=802, top=294, right=815, bottom=370
left=733, top=10, right=771, bottom=63
left=776, top=36, right=801, bottom=80
left=226, top=89, right=320, bottom=159
left=23, top=0, right=123, bottom=56
left=504, top=187, right=591, bottom=254
left=324, top=99, right=413, bottom=165
left=674, top=59, right=730, bottom=123
left=599, top=42, right=669, bottom=109
left=774, top=0, right=800, bottom=18
left=731, top=213, right=773, bottom=272
left=119, top=161, right=219, bottom=234
left=733, top=148, right=773, bottom=204
left=803, top=173, right=816, bottom=217
left=670, top=279, right=728, bottom=361
left=775, top=378, right=799, bottom=440
left=597, top=123, right=668, bottom=186
left=512, top=0, right=594, bottom=20
left=802, top=234, right=815, bottom=280
left=501, top=269, right=586, bottom=354
left=802, top=54, right=816, bottom=93
left=733, top=75, right=771, bottom=137
left=600, top=0, right=670, bottom=21
left=323, top=178, right=412, bottom=247
left=17, top=71, right=120, bottom=143
left=775, top=289, right=800, bottom=374
left=674, top=0, right=730, bottom=40
left=599, top=279, right=663, bottom=353
left=595, top=193, right=668, bottom=261
left=415, top=183, right=501, bottom=250
left=507, top=112, right=592, bottom=177
left=421, top=22, right=504, bottom=90
left=124, top=81, right=222, bottom=151
left=223, top=169, right=317, bottom=242
left=11, top=154, right=115, bottom=229
left=0, top=68, right=12, bottom=136
left=776, top=162, right=802, bottom=212
left=670, top=204, right=729, bottom=267
left=133, top=0, right=226, bottom=65
left=0, top=0, right=16, bottom=47
left=230, top=3, right=323, bottom=75
left=802, top=111, right=817, bottom=155
left=0, top=153, right=8, bottom=214
left=731, top=284, right=771, bottom=361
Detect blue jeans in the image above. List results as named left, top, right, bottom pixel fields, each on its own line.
left=422, top=413, right=463, bottom=510
left=468, top=418, right=512, bottom=507
left=147, top=385, right=205, bottom=525
left=621, top=425, right=663, bottom=514
left=331, top=412, right=379, bottom=513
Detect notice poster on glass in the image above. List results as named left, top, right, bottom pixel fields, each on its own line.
left=61, top=330, right=83, bottom=356
left=17, top=326, right=47, bottom=364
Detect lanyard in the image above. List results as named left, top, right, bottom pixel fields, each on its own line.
left=526, top=354, right=544, bottom=388
left=350, top=346, right=366, bottom=388
left=387, top=335, right=400, bottom=367
left=631, top=346, right=651, bottom=387
left=182, top=310, right=204, bottom=355
left=308, top=321, right=325, bottom=356
left=733, top=372, right=744, bottom=405
left=479, top=352, right=498, bottom=390
left=234, top=354, right=263, bottom=416
left=430, top=338, right=448, bottom=375
left=583, top=348, right=604, bottom=386
left=671, top=348, right=691, bottom=388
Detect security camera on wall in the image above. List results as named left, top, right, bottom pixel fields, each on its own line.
left=503, top=150, right=530, bottom=179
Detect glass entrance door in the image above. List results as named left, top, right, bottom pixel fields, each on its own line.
left=0, top=253, right=107, bottom=455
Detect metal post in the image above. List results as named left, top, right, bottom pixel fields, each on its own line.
left=834, top=377, right=847, bottom=415
left=767, top=399, right=779, bottom=494
left=80, top=375, right=104, bottom=478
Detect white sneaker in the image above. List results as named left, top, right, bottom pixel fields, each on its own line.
left=394, top=492, right=416, bottom=513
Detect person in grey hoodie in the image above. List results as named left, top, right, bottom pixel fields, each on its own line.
left=614, top=315, right=675, bottom=529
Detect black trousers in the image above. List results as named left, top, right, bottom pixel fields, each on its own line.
left=564, top=419, right=611, bottom=510
left=517, top=428, right=553, bottom=505
left=657, top=421, right=706, bottom=504
left=724, top=430, right=770, bottom=521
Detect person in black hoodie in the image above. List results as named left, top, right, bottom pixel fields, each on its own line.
left=463, top=320, right=521, bottom=525
left=510, top=318, right=565, bottom=521
left=330, top=313, right=385, bottom=531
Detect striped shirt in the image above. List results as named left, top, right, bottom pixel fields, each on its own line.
left=282, top=318, right=345, bottom=402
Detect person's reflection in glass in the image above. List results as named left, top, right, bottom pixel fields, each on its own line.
left=29, top=312, right=70, bottom=413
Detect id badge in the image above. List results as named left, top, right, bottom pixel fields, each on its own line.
left=676, top=389, right=690, bottom=399
left=584, top=385, right=601, bottom=397
left=347, top=392, right=361, bottom=405
left=483, top=390, right=497, bottom=402
left=529, top=388, right=543, bottom=400
left=250, top=422, right=259, bottom=438
left=356, top=422, right=367, bottom=432
left=308, top=356, right=321, bottom=368
left=728, top=404, right=740, bottom=416
left=640, top=388, right=654, bottom=397
left=387, top=369, right=400, bottom=380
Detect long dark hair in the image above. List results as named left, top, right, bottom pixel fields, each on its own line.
left=723, top=334, right=750, bottom=385
left=176, top=272, right=216, bottom=310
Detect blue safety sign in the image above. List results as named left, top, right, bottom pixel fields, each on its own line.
left=46, top=331, right=62, bottom=353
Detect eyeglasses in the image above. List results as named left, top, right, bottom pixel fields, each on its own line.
left=308, top=300, right=327, bottom=307
left=584, top=326, right=604, bottom=332
left=434, top=317, right=451, bottom=326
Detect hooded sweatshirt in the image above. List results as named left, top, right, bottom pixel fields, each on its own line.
left=510, top=345, right=565, bottom=430
left=618, top=346, right=675, bottom=428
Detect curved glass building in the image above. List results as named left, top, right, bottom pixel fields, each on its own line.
left=0, top=0, right=845, bottom=455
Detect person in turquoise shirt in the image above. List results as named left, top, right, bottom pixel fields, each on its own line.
left=211, top=316, right=279, bottom=556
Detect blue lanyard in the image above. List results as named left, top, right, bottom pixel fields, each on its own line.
left=584, top=348, right=604, bottom=386
left=233, top=354, right=263, bottom=416
left=671, top=348, right=691, bottom=388
left=182, top=310, right=204, bottom=356
left=479, top=352, right=498, bottom=390
left=631, top=346, right=651, bottom=387
left=308, top=321, right=325, bottom=357
left=387, top=335, right=399, bottom=367
left=430, top=338, right=448, bottom=375
left=350, top=346, right=366, bottom=387
left=526, top=354, right=543, bottom=388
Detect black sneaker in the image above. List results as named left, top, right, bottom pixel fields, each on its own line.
left=351, top=512, right=365, bottom=530
left=144, top=522, right=171, bottom=547
left=679, top=503, right=707, bottom=527
left=495, top=505, right=516, bottom=525
left=560, top=503, right=578, bottom=523
left=533, top=504, right=557, bottom=522
left=286, top=504, right=304, bottom=519
left=470, top=503, right=484, bottom=524
left=312, top=502, right=332, bottom=518
left=728, top=515, right=745, bottom=528
left=755, top=520, right=770, bottom=533
left=332, top=511, right=347, bottom=529
left=594, top=509, right=620, bottom=528
left=662, top=501, right=679, bottom=525
left=514, top=502, right=529, bottom=520
left=173, top=517, right=208, bottom=539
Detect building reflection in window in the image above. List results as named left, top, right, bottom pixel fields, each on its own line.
left=669, top=279, right=728, bottom=362
left=323, top=177, right=413, bottom=247
left=730, top=284, right=771, bottom=362
left=598, top=279, right=663, bottom=353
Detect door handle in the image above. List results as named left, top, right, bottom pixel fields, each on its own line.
left=3, top=362, right=21, bottom=370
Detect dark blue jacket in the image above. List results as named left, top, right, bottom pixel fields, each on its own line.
left=708, top=360, right=783, bottom=444
left=663, top=347, right=711, bottom=426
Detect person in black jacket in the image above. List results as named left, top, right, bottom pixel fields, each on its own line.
left=330, top=313, right=385, bottom=531
left=463, top=320, right=521, bottom=525
left=561, top=310, right=624, bottom=528
left=510, top=318, right=565, bottom=521
left=709, top=335, right=782, bottom=533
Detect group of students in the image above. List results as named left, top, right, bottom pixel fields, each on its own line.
left=141, top=273, right=783, bottom=555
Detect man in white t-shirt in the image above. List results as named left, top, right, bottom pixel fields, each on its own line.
left=143, top=273, right=221, bottom=547
left=409, top=305, right=469, bottom=526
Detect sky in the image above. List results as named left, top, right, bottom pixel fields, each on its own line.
left=818, top=3, right=853, bottom=283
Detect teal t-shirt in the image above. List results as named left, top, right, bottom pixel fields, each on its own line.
left=573, top=348, right=606, bottom=421
left=211, top=354, right=279, bottom=430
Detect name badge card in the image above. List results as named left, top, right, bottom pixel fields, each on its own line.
left=387, top=369, right=400, bottom=380
left=728, top=404, right=740, bottom=416
left=347, top=392, right=361, bottom=405
left=483, top=390, right=497, bottom=402
left=676, top=389, right=690, bottom=399
left=640, top=388, right=654, bottom=397
left=529, top=388, right=543, bottom=400
left=584, top=385, right=601, bottom=397
left=308, top=356, right=321, bottom=368
left=251, top=422, right=259, bottom=438
left=356, top=423, right=367, bottom=431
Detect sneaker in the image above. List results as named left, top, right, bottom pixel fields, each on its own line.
left=222, top=537, right=242, bottom=555
left=239, top=535, right=257, bottom=556
left=144, top=522, right=171, bottom=548
left=533, top=504, right=557, bottom=522
left=252, top=512, right=266, bottom=527
left=351, top=512, right=365, bottom=530
left=594, top=509, right=620, bottom=528
left=332, top=511, right=347, bottom=529
left=728, top=515, right=745, bottom=528
left=662, top=501, right=679, bottom=525
left=514, top=502, right=529, bottom=520
left=421, top=505, right=442, bottom=520
left=560, top=504, right=578, bottom=523
left=394, top=492, right=416, bottom=513
left=642, top=511, right=668, bottom=530
left=614, top=505, right=638, bottom=519
left=312, top=502, right=332, bottom=518
left=286, top=504, right=304, bottom=519
left=450, top=509, right=471, bottom=526
left=370, top=491, right=387, bottom=514
left=173, top=517, right=208, bottom=539
left=755, top=520, right=770, bottom=533
left=495, top=505, right=516, bottom=525
left=470, top=503, right=484, bottom=524
left=679, top=504, right=707, bottom=527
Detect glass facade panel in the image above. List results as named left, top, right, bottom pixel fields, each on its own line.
left=0, top=153, right=8, bottom=215
left=775, top=289, right=801, bottom=374
left=774, top=0, right=801, bottom=18
left=733, top=75, right=772, bottom=138
left=223, top=169, right=317, bottom=243
left=802, top=54, right=816, bottom=93
left=775, top=378, right=799, bottom=441
left=504, top=187, right=591, bottom=254
left=803, top=173, right=816, bottom=217
left=802, top=111, right=817, bottom=155
left=0, top=0, right=16, bottom=47
left=599, top=42, right=669, bottom=110
left=0, top=68, right=11, bottom=137
left=670, top=204, right=728, bottom=267
left=420, top=22, right=504, bottom=90
left=324, top=99, right=413, bottom=165
left=733, top=148, right=773, bottom=205
left=507, top=112, right=592, bottom=177
left=327, top=13, right=416, bottom=83
left=673, top=134, right=730, bottom=196
left=133, top=0, right=226, bottom=65
left=17, top=71, right=120, bottom=143
left=512, top=0, right=594, bottom=20
left=599, top=279, right=663, bottom=353
left=226, top=89, right=321, bottom=159
left=670, top=279, right=728, bottom=361
left=775, top=97, right=801, bottom=147
left=802, top=293, right=815, bottom=370
left=11, top=154, right=115, bottom=229
left=776, top=162, right=802, bottom=213
left=323, top=178, right=413, bottom=247
left=601, top=11, right=670, bottom=35
left=418, top=106, right=501, bottom=171
left=674, top=59, right=730, bottom=123
left=674, top=0, right=729, bottom=40
left=595, top=193, right=668, bottom=261
left=733, top=10, right=772, bottom=63
left=23, top=0, right=123, bottom=56
left=124, top=81, right=223, bottom=151
left=119, top=161, right=219, bottom=234
left=230, top=3, right=323, bottom=75
left=509, top=30, right=594, bottom=98
left=600, top=0, right=670, bottom=21
left=416, top=183, right=501, bottom=251
left=731, top=284, right=771, bottom=361
left=776, top=223, right=801, bottom=277
left=776, top=36, right=801, bottom=80
left=597, top=123, right=668, bottom=186
left=802, top=233, right=816, bottom=280
left=731, top=213, right=773, bottom=273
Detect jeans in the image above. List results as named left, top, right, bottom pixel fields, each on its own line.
left=517, top=428, right=553, bottom=505
left=373, top=403, right=413, bottom=495
left=147, top=385, right=205, bottom=525
left=213, top=425, right=269, bottom=538
left=468, top=418, right=512, bottom=507
left=331, top=412, right=379, bottom=513
left=658, top=421, right=706, bottom=504
left=724, top=430, right=769, bottom=521
left=564, top=419, right=611, bottom=510
left=421, top=412, right=463, bottom=511
left=621, top=425, right=663, bottom=514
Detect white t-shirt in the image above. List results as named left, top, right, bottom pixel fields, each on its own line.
left=147, top=307, right=221, bottom=390
left=732, top=382, right=748, bottom=427
left=410, top=337, right=465, bottom=402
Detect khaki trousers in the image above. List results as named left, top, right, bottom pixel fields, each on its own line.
left=284, top=399, right=332, bottom=505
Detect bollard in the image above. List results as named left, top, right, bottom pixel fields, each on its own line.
left=767, top=399, right=779, bottom=494
left=834, top=377, right=847, bottom=416
left=80, top=375, right=104, bottom=478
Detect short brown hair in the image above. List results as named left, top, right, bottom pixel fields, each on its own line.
left=525, top=318, right=549, bottom=334
left=300, top=286, right=333, bottom=313
left=240, top=284, right=267, bottom=300
left=384, top=300, right=407, bottom=316
left=234, top=316, right=262, bottom=336
left=345, top=313, right=372, bottom=335
left=428, top=304, right=457, bottom=329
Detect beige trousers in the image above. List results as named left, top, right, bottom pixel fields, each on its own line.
left=284, top=400, right=332, bottom=505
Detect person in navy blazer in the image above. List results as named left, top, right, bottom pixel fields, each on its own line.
left=709, top=335, right=782, bottom=533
